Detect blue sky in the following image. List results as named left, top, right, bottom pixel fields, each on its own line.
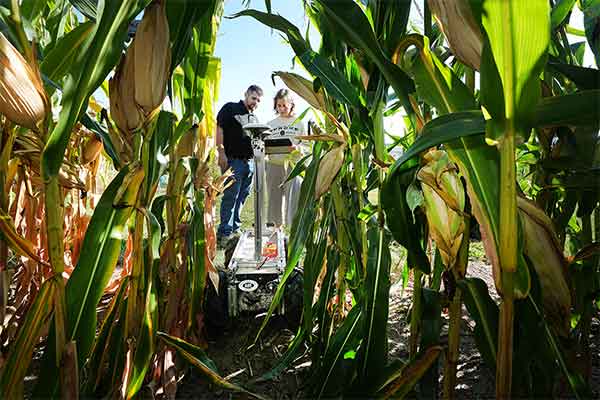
left=214, top=1, right=314, bottom=123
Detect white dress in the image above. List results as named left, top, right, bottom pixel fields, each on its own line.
left=266, top=115, right=306, bottom=226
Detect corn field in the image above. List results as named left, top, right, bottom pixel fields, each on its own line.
left=0, top=0, right=598, bottom=398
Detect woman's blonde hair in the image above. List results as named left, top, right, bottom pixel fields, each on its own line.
left=273, top=88, right=295, bottom=114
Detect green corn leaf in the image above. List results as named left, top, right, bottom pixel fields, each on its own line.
left=381, top=165, right=430, bottom=273
left=401, top=34, right=476, bottom=114
left=302, top=207, right=331, bottom=337
left=418, top=288, right=443, bottom=397
left=0, top=278, right=56, bottom=398
left=35, top=164, right=144, bottom=396
left=377, top=346, right=443, bottom=399
left=532, top=89, right=600, bottom=127
left=157, top=332, right=218, bottom=373
left=187, top=191, right=207, bottom=331
left=388, top=111, right=486, bottom=175
left=69, top=0, right=99, bottom=20
left=526, top=293, right=592, bottom=399
left=232, top=9, right=308, bottom=56
left=150, top=194, right=168, bottom=234
left=299, top=50, right=365, bottom=109
left=127, top=210, right=161, bottom=399
left=314, top=246, right=338, bottom=359
left=480, top=0, right=550, bottom=138
left=82, top=276, right=129, bottom=396
left=548, top=62, right=600, bottom=90
left=582, top=0, right=600, bottom=66
left=551, top=0, right=578, bottom=30
left=81, top=113, right=121, bottom=168
left=42, top=0, right=148, bottom=180
left=21, top=0, right=48, bottom=22
left=389, top=90, right=600, bottom=177
left=458, top=278, right=499, bottom=368
left=283, top=153, right=310, bottom=184
left=166, top=0, right=216, bottom=72
left=235, top=9, right=366, bottom=112
left=41, top=21, right=95, bottom=85
left=357, top=227, right=391, bottom=390
left=127, top=265, right=158, bottom=398
left=66, top=164, right=143, bottom=361
left=316, top=0, right=415, bottom=112
left=157, top=332, right=266, bottom=400
left=146, top=111, right=175, bottom=197
left=310, top=306, right=364, bottom=398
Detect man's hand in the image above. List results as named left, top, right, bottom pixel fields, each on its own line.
left=218, top=150, right=228, bottom=173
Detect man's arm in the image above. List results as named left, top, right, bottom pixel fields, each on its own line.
left=216, top=124, right=228, bottom=173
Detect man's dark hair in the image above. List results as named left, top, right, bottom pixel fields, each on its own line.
left=246, top=85, right=263, bottom=96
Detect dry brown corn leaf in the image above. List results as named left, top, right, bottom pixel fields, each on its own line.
left=427, top=0, right=483, bottom=70
left=518, top=196, right=571, bottom=337
left=81, top=135, right=104, bottom=164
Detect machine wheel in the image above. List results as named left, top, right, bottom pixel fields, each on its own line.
left=204, top=269, right=229, bottom=334
left=284, top=269, right=304, bottom=329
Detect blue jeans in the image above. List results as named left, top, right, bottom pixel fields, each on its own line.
left=217, top=158, right=254, bottom=238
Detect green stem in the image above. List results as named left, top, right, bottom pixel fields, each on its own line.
left=126, top=135, right=150, bottom=337
left=420, top=1, right=432, bottom=119
left=9, top=0, right=33, bottom=63
left=497, top=274, right=514, bottom=399
left=409, top=269, right=422, bottom=358
left=497, top=129, right=517, bottom=398
left=444, top=287, right=462, bottom=400
left=45, top=177, right=67, bottom=371
left=496, top=2, right=518, bottom=392
left=466, top=68, right=475, bottom=94
left=352, top=143, right=368, bottom=274
left=444, top=216, right=470, bottom=399
left=331, top=183, right=350, bottom=315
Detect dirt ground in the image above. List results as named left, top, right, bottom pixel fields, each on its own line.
left=176, top=252, right=600, bottom=399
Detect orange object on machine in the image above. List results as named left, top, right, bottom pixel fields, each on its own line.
left=262, top=241, right=278, bottom=258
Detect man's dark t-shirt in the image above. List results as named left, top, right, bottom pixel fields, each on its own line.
left=217, top=100, right=256, bottom=159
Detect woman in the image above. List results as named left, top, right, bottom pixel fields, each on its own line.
left=266, top=89, right=306, bottom=227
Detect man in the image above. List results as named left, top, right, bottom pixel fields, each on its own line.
left=216, top=85, right=263, bottom=248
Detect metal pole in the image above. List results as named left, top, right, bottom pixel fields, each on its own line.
left=252, top=138, right=264, bottom=261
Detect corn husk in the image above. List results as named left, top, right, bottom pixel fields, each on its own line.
left=427, top=0, right=483, bottom=70
left=109, top=45, right=144, bottom=134
left=518, top=196, right=571, bottom=337
left=417, top=150, right=466, bottom=268
left=134, top=0, right=170, bottom=116
left=0, top=33, right=48, bottom=130
left=315, top=144, right=346, bottom=199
